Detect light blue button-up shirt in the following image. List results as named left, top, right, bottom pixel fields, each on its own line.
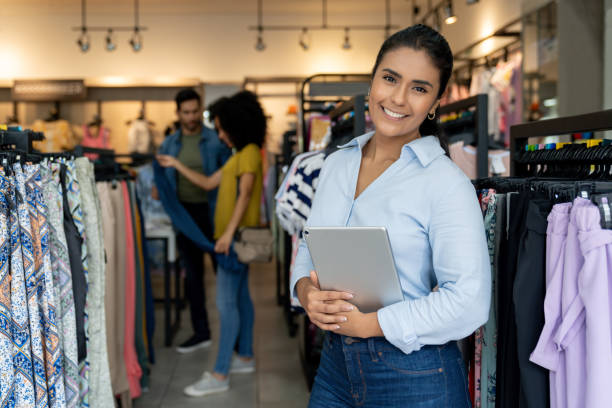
left=290, top=131, right=491, bottom=354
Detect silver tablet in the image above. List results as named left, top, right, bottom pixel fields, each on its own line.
left=303, top=226, right=404, bottom=313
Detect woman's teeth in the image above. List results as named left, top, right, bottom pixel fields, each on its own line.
left=383, top=107, right=406, bottom=119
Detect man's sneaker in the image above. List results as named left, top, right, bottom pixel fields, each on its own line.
left=230, top=355, right=256, bottom=374
left=176, top=335, right=212, bottom=354
left=184, top=372, right=229, bottom=397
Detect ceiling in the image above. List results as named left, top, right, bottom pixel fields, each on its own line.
left=9, top=0, right=416, bottom=16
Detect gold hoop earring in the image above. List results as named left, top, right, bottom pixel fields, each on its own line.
left=427, top=112, right=436, bottom=120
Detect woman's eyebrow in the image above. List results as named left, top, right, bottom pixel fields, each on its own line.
left=382, top=68, right=401, bottom=78
left=412, top=79, right=434, bottom=88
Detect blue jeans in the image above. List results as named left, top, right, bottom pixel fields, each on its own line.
left=213, top=263, right=255, bottom=375
left=309, top=333, right=471, bottom=408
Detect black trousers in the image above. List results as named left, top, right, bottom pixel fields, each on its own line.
left=177, top=201, right=216, bottom=339
left=60, top=164, right=87, bottom=362
left=496, top=192, right=528, bottom=408
left=513, top=199, right=551, bottom=408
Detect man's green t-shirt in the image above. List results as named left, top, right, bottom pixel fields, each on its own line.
left=177, top=133, right=208, bottom=203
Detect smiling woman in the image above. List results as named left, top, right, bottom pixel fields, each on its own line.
left=291, top=24, right=490, bottom=408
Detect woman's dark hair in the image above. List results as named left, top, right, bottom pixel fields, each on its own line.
left=209, top=91, right=267, bottom=150
left=372, top=24, right=453, bottom=156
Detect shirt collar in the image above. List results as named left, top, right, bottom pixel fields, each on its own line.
left=337, top=132, right=445, bottom=167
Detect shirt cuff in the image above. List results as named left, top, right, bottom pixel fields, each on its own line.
left=377, top=302, right=422, bottom=354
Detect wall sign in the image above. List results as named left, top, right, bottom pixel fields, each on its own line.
left=12, top=80, right=87, bottom=101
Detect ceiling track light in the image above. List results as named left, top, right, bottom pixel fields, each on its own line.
left=444, top=0, right=457, bottom=25
left=255, top=28, right=266, bottom=51
left=77, top=28, right=90, bottom=52
left=342, top=27, right=351, bottom=50
left=299, top=28, right=310, bottom=51
left=130, top=27, right=143, bottom=52
left=73, top=0, right=146, bottom=52
left=105, top=29, right=116, bottom=52
left=250, top=0, right=398, bottom=51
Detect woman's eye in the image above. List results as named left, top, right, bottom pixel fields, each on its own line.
left=383, top=75, right=396, bottom=83
left=414, top=86, right=427, bottom=93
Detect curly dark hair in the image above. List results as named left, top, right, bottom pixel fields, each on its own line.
left=208, top=91, right=267, bottom=151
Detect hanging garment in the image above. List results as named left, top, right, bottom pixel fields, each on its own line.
left=64, top=160, right=91, bottom=407
left=554, top=198, right=591, bottom=408
left=127, top=119, right=152, bottom=154
left=42, top=163, right=80, bottom=408
left=6, top=170, right=37, bottom=406
left=530, top=203, right=571, bottom=408
left=81, top=125, right=111, bottom=160
left=128, top=182, right=149, bottom=390
left=449, top=141, right=510, bottom=179
left=75, top=158, right=115, bottom=407
left=0, top=171, right=16, bottom=405
left=574, top=202, right=612, bottom=407
left=135, top=195, right=155, bottom=365
left=496, top=193, right=529, bottom=408
left=152, top=161, right=246, bottom=273
left=103, top=183, right=130, bottom=397
left=480, top=192, right=499, bottom=408
left=513, top=199, right=551, bottom=408
left=31, top=119, right=78, bottom=153
left=122, top=181, right=143, bottom=399
left=16, top=163, right=66, bottom=408
left=275, top=152, right=325, bottom=235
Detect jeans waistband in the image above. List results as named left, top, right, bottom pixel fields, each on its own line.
left=327, top=332, right=457, bottom=353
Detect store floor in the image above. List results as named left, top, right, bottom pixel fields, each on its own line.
left=135, top=259, right=310, bottom=408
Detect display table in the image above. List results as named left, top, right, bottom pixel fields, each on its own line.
left=145, top=223, right=181, bottom=347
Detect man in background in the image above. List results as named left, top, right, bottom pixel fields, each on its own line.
left=155, top=88, right=231, bottom=353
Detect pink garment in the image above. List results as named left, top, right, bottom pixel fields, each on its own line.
left=575, top=204, right=612, bottom=408
left=530, top=202, right=571, bottom=408
left=449, top=141, right=510, bottom=179
left=121, top=182, right=142, bottom=398
left=81, top=125, right=110, bottom=159
left=474, top=327, right=483, bottom=408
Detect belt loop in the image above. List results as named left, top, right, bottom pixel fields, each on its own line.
left=367, top=338, right=378, bottom=362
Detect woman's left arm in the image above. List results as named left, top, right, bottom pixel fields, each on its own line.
left=214, top=172, right=255, bottom=254
left=376, top=179, right=491, bottom=353
left=335, top=179, right=491, bottom=349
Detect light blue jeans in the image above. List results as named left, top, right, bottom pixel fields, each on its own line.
left=213, top=262, right=255, bottom=375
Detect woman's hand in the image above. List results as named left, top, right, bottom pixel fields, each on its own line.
left=156, top=154, right=180, bottom=168
left=214, top=231, right=233, bottom=255
left=296, top=271, right=355, bottom=331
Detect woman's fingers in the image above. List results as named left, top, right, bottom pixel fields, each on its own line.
left=310, top=312, right=347, bottom=324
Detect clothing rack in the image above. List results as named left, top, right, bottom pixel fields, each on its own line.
left=440, top=94, right=489, bottom=178
left=510, top=109, right=612, bottom=177
left=0, top=128, right=45, bottom=153
left=299, top=73, right=370, bottom=151
left=328, top=94, right=367, bottom=142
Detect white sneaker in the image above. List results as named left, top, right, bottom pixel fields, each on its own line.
left=230, top=355, right=256, bottom=374
left=184, top=372, right=229, bottom=397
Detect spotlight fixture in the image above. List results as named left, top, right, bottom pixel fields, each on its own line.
left=299, top=28, right=310, bottom=51
left=466, top=0, right=479, bottom=4
left=342, top=28, right=351, bottom=50
left=77, top=28, right=90, bottom=52
left=443, top=1, right=457, bottom=24
left=130, top=28, right=143, bottom=52
left=105, top=29, right=116, bottom=51
left=255, top=27, right=266, bottom=51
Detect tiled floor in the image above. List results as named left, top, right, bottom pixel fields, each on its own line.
left=134, top=260, right=310, bottom=408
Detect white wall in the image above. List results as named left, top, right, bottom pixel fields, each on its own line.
left=0, top=1, right=527, bottom=82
